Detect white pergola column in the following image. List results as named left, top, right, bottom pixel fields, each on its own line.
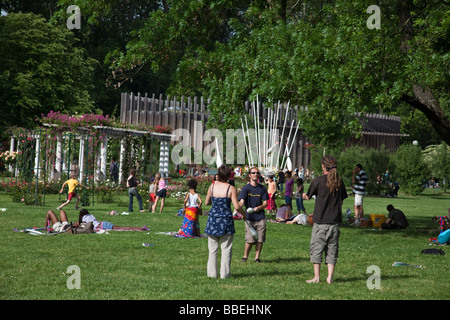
left=54, top=132, right=62, bottom=181
left=159, top=140, right=170, bottom=177
left=100, top=135, right=108, bottom=181
left=119, top=138, right=125, bottom=184
left=79, top=137, right=85, bottom=181
left=34, top=134, right=41, bottom=178
left=8, top=136, right=15, bottom=173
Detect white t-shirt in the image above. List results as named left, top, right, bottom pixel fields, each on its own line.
left=187, top=193, right=198, bottom=208
left=82, top=214, right=100, bottom=228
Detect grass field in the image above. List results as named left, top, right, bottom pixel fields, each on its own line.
left=0, top=180, right=449, bottom=301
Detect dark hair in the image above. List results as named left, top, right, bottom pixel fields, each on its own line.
left=355, top=164, right=363, bottom=170
left=78, top=209, right=90, bottom=223
left=187, top=179, right=198, bottom=191
left=387, top=204, right=394, bottom=211
left=297, top=178, right=303, bottom=185
left=217, top=165, right=231, bottom=182
left=130, top=169, right=136, bottom=175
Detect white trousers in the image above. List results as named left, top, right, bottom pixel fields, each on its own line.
left=207, top=234, right=234, bottom=279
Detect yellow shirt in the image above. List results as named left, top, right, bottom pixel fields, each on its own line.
left=66, top=179, right=79, bottom=194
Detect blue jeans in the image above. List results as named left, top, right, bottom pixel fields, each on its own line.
left=128, top=188, right=143, bottom=212
left=296, top=197, right=306, bottom=213
left=277, top=182, right=284, bottom=192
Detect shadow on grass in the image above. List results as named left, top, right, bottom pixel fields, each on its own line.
left=336, top=274, right=415, bottom=283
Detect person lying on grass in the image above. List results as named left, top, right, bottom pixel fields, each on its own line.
left=77, top=209, right=149, bottom=231
left=45, top=209, right=73, bottom=233
left=44, top=209, right=149, bottom=233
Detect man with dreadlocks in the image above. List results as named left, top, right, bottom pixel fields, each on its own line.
left=303, top=155, right=348, bottom=284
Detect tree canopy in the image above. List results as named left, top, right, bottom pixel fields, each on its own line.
left=108, top=0, right=449, bottom=146
left=0, top=12, right=95, bottom=129
left=1, top=0, right=448, bottom=147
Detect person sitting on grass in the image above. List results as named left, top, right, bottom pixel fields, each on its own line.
left=77, top=209, right=149, bottom=231
left=276, top=204, right=293, bottom=221
left=380, top=204, right=409, bottom=230
left=58, top=174, right=89, bottom=210
left=177, top=179, right=203, bottom=237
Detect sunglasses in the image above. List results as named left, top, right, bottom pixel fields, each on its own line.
left=250, top=172, right=260, bottom=175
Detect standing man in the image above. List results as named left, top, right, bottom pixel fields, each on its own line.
left=109, top=158, right=119, bottom=183
left=239, top=167, right=269, bottom=263
left=303, top=155, right=348, bottom=284
left=352, top=164, right=368, bottom=226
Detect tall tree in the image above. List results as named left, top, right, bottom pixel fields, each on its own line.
left=0, top=12, right=95, bottom=130
left=101, top=1, right=450, bottom=145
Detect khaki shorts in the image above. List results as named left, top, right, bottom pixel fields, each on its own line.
left=354, top=194, right=364, bottom=206
left=53, top=221, right=69, bottom=232
left=309, top=223, right=340, bottom=265
left=245, top=219, right=266, bottom=243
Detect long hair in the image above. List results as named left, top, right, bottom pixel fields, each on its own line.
left=322, top=155, right=341, bottom=194
left=78, top=209, right=90, bottom=223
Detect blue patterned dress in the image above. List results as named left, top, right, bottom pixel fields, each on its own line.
left=204, top=184, right=235, bottom=236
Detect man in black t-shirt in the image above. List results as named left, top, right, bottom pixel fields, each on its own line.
left=303, top=155, right=348, bottom=284
left=238, top=167, right=269, bottom=263
left=380, top=205, right=409, bottom=229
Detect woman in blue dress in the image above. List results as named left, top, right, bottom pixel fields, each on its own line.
left=204, top=165, right=247, bottom=279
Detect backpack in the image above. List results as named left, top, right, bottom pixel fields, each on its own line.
left=111, top=163, right=119, bottom=175
left=72, top=222, right=94, bottom=234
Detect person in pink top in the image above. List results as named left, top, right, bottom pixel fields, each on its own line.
left=284, top=171, right=294, bottom=205
left=152, top=172, right=167, bottom=213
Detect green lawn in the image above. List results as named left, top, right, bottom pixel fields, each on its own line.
left=0, top=182, right=449, bottom=300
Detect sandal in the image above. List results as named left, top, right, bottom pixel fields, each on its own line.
left=254, top=258, right=261, bottom=263
left=241, top=257, right=248, bottom=263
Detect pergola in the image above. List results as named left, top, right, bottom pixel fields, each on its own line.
left=9, top=124, right=174, bottom=184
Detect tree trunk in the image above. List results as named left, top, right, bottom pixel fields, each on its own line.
left=397, top=1, right=449, bottom=146
left=401, top=86, right=450, bottom=146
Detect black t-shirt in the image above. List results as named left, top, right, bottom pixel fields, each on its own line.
left=278, top=171, right=285, bottom=183
left=238, top=183, right=269, bottom=221
left=388, top=209, right=409, bottom=227
left=128, top=176, right=138, bottom=188
left=306, top=174, right=348, bottom=224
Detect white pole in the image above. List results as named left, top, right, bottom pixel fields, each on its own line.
left=256, top=96, right=261, bottom=168
left=244, top=115, right=254, bottom=167
left=280, top=118, right=295, bottom=170
left=241, top=118, right=251, bottom=168
left=252, top=101, right=258, bottom=168
left=276, top=101, right=290, bottom=170
left=263, top=118, right=266, bottom=169
left=270, top=102, right=280, bottom=169
left=282, top=121, right=300, bottom=170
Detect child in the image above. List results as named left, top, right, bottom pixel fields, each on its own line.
left=178, top=179, right=203, bottom=237
left=148, top=177, right=156, bottom=212
left=152, top=172, right=166, bottom=213
left=266, top=175, right=277, bottom=216
left=295, top=178, right=306, bottom=215
left=58, top=174, right=88, bottom=210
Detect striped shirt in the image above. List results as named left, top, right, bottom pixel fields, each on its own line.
left=158, top=179, right=166, bottom=192
left=353, top=170, right=368, bottom=195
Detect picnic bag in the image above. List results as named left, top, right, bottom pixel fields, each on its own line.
left=73, top=221, right=94, bottom=234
